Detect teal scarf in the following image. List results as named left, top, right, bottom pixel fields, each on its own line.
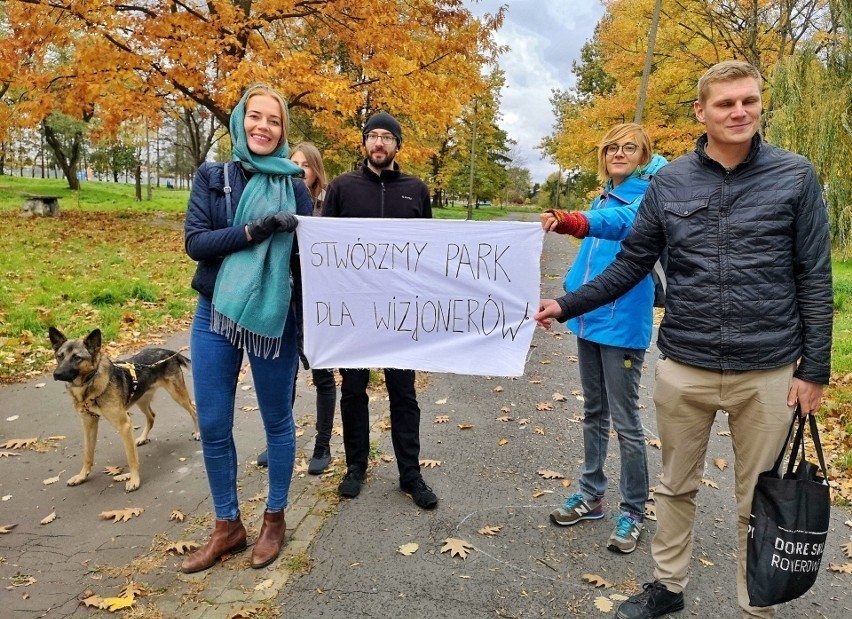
left=211, top=88, right=304, bottom=358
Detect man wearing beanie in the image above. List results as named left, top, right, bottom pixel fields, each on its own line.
left=322, top=111, right=437, bottom=510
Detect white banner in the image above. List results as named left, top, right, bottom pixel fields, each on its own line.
left=296, top=217, right=544, bottom=376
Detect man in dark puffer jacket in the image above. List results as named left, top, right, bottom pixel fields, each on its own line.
left=535, top=61, right=832, bottom=619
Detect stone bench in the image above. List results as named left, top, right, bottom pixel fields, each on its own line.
left=22, top=194, right=61, bottom=217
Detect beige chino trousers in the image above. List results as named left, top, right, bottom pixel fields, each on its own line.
left=651, top=357, right=796, bottom=618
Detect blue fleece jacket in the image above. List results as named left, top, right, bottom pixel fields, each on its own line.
left=563, top=154, right=667, bottom=349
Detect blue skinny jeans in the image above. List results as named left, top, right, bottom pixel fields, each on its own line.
left=190, top=295, right=298, bottom=520
left=576, top=337, right=649, bottom=519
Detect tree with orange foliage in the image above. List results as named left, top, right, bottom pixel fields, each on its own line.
left=2, top=0, right=503, bottom=185
left=544, top=0, right=833, bottom=174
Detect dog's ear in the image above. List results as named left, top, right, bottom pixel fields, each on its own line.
left=48, top=327, right=67, bottom=351
left=84, top=329, right=102, bottom=356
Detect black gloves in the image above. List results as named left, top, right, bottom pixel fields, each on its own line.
left=246, top=211, right=298, bottom=243
left=274, top=210, right=298, bottom=233
left=246, top=215, right=278, bottom=243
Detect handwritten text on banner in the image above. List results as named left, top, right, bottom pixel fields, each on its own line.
left=296, top=218, right=544, bottom=376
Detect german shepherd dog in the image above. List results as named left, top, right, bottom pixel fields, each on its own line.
left=49, top=327, right=200, bottom=492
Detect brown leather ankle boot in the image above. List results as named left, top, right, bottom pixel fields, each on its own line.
left=180, top=517, right=247, bottom=573
left=251, top=510, right=287, bottom=569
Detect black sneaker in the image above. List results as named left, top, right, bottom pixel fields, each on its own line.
left=338, top=468, right=364, bottom=498
left=400, top=475, right=438, bottom=510
left=616, top=581, right=684, bottom=619
left=256, top=449, right=268, bottom=468
left=308, top=446, right=331, bottom=475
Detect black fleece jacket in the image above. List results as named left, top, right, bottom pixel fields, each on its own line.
left=322, top=159, right=431, bottom=219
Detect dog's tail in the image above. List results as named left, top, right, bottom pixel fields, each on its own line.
left=176, top=350, right=192, bottom=368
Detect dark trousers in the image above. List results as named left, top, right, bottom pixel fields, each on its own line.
left=339, top=368, right=421, bottom=482
left=311, top=368, right=337, bottom=450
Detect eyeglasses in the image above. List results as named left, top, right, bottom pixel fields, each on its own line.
left=365, top=133, right=397, bottom=145
left=605, top=143, right=639, bottom=156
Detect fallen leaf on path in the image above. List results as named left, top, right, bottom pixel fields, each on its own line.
left=700, top=478, right=719, bottom=489
left=699, top=557, right=714, bottom=566
left=496, top=416, right=512, bottom=422
left=494, top=385, right=504, bottom=392
left=398, top=543, right=419, bottom=556
left=539, top=359, right=551, bottom=365
left=478, top=525, right=502, bottom=536
left=0, top=523, right=18, bottom=533
left=103, top=466, right=123, bottom=476
left=434, top=415, right=450, bottom=423
left=714, top=458, right=728, bottom=471
left=435, top=398, right=448, bottom=405
left=1, top=438, right=38, bottom=449
left=498, top=438, right=508, bottom=446
left=645, top=504, right=657, bottom=521
left=828, top=563, right=852, bottom=573
left=535, top=426, right=546, bottom=435
left=102, top=594, right=134, bottom=611
left=841, top=541, right=852, bottom=558
left=647, top=438, right=662, bottom=449
left=120, top=583, right=146, bottom=599
left=529, top=379, right=541, bottom=384
left=537, top=469, right=564, bottom=480
left=6, top=415, right=18, bottom=421
left=0, top=451, right=19, bottom=458
left=100, top=507, right=143, bottom=523
left=594, top=596, right=614, bottom=611
left=419, top=459, right=441, bottom=468
left=377, top=418, right=392, bottom=430
left=718, top=430, right=731, bottom=437
left=40, top=511, right=56, bottom=525
left=165, top=541, right=200, bottom=555
left=254, top=579, right=274, bottom=591
left=582, top=573, right=613, bottom=588
left=610, top=593, right=629, bottom=601
left=552, top=392, right=567, bottom=402
left=562, top=479, right=572, bottom=487
left=169, top=510, right=185, bottom=522
left=43, top=471, right=65, bottom=485
left=518, top=418, right=530, bottom=425
left=458, top=423, right=473, bottom=430
left=240, top=405, right=259, bottom=412
left=532, top=489, right=553, bottom=498
left=10, top=575, right=36, bottom=587
left=536, top=402, right=554, bottom=411
left=380, top=454, right=394, bottom=463
left=441, top=538, right=474, bottom=559
left=81, top=594, right=104, bottom=608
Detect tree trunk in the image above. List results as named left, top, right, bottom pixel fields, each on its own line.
left=134, top=163, right=142, bottom=201
left=42, top=121, right=81, bottom=191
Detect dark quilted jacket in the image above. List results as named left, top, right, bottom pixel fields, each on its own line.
left=185, top=162, right=313, bottom=298
left=557, top=134, right=833, bottom=384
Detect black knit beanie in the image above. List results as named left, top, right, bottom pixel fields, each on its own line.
left=362, top=112, right=402, bottom=146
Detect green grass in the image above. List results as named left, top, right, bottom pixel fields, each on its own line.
left=832, top=258, right=852, bottom=375
left=0, top=174, right=191, bottom=213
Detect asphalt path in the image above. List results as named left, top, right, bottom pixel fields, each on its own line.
left=0, top=211, right=849, bottom=618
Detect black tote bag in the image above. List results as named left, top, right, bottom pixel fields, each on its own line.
left=747, top=410, right=831, bottom=607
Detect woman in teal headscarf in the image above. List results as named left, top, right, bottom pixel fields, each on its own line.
left=182, top=84, right=313, bottom=573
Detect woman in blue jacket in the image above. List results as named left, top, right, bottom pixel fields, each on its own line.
left=541, top=123, right=666, bottom=555
left=182, top=84, right=313, bottom=573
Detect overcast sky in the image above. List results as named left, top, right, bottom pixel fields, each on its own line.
left=467, top=1, right=605, bottom=184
